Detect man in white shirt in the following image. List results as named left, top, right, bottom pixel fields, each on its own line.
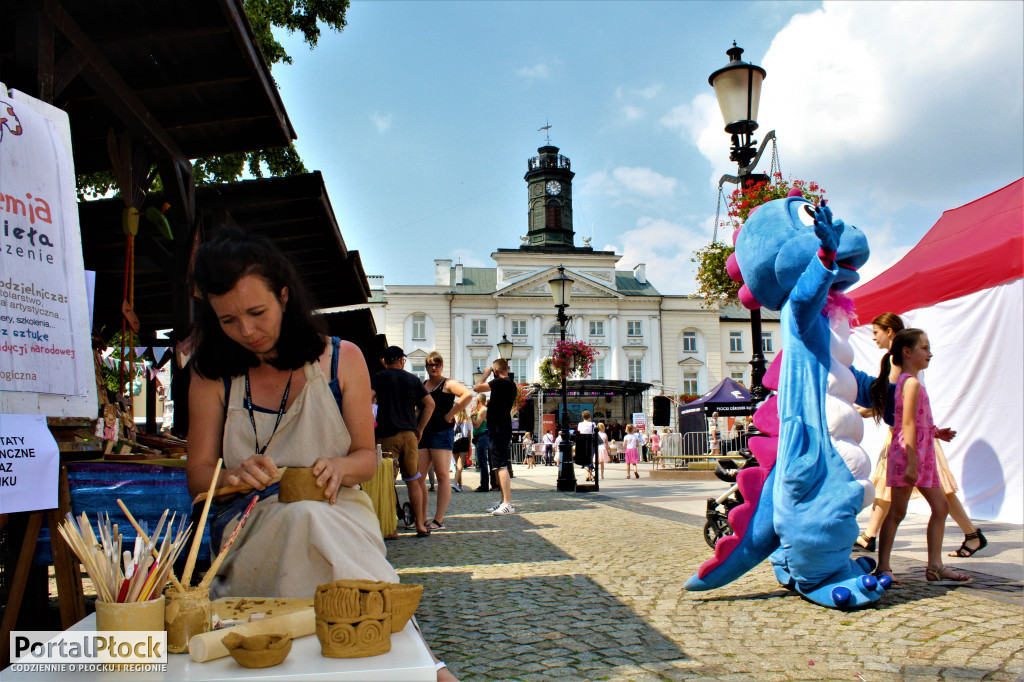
left=542, top=429, right=555, bottom=466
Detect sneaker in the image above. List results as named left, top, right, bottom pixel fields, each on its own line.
left=491, top=503, right=516, bottom=516
left=484, top=501, right=502, bottom=513
left=451, top=483, right=463, bottom=492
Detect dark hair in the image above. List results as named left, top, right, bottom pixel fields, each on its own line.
left=190, top=227, right=325, bottom=378
left=868, top=313, right=905, bottom=421
left=890, top=328, right=926, bottom=368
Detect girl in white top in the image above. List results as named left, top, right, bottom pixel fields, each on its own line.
left=596, top=422, right=610, bottom=481
left=623, top=424, right=641, bottom=479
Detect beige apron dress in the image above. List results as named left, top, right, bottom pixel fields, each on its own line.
left=211, top=359, right=399, bottom=599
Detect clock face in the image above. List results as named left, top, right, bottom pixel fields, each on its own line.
left=545, top=180, right=562, bottom=196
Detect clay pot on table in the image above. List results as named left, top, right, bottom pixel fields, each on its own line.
left=221, top=632, right=292, bottom=668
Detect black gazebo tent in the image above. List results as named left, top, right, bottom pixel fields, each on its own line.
left=677, top=378, right=753, bottom=450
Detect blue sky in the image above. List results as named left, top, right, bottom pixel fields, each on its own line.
left=271, top=1, right=1023, bottom=294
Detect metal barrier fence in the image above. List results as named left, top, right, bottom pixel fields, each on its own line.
left=655, top=431, right=750, bottom=469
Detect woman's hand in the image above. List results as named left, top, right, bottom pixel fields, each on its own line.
left=224, top=454, right=279, bottom=491
left=936, top=427, right=957, bottom=441
left=312, top=456, right=350, bottom=505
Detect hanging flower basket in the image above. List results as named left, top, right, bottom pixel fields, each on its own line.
left=538, top=357, right=559, bottom=389
left=551, top=340, right=597, bottom=380
left=692, top=173, right=826, bottom=309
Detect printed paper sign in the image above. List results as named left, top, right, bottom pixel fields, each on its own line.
left=632, top=412, right=646, bottom=431
left=1, top=93, right=87, bottom=395
left=0, top=413, right=58, bottom=513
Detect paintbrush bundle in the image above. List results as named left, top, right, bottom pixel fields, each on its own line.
left=58, top=509, right=191, bottom=603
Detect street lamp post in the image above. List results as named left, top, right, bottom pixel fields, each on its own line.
left=548, top=265, right=577, bottom=492
left=709, top=41, right=771, bottom=403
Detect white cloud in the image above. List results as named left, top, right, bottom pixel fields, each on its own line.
left=583, top=167, right=677, bottom=202
left=622, top=105, right=643, bottom=121
left=613, top=167, right=677, bottom=198
left=697, top=1, right=1022, bottom=209
left=448, top=249, right=487, bottom=268
left=516, top=63, right=550, bottom=79
left=606, top=215, right=710, bottom=294
left=369, top=111, right=392, bottom=134
left=668, top=1, right=1023, bottom=283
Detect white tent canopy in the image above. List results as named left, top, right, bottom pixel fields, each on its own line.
left=848, top=179, right=1024, bottom=524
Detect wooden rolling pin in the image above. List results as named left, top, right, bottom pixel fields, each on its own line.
left=188, top=607, right=314, bottom=662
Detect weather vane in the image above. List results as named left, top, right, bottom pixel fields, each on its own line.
left=538, top=119, right=552, bottom=145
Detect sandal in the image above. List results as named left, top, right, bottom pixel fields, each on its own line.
left=872, top=569, right=903, bottom=589
left=925, top=565, right=972, bottom=585
left=853, top=533, right=876, bottom=553
left=949, top=529, right=987, bottom=557
left=426, top=519, right=445, bottom=531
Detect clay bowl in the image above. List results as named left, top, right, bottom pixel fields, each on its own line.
left=278, top=467, right=326, bottom=502
left=387, top=583, right=423, bottom=633
left=222, top=632, right=292, bottom=669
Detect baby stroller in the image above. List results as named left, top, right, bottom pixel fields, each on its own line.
left=703, top=448, right=758, bottom=548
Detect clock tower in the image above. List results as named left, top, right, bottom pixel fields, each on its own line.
left=523, top=145, right=582, bottom=250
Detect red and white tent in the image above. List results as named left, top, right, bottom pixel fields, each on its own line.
left=848, top=178, right=1023, bottom=524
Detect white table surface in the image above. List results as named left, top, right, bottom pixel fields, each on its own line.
left=3, top=613, right=436, bottom=681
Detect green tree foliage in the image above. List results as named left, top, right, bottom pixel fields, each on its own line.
left=76, top=0, right=349, bottom=199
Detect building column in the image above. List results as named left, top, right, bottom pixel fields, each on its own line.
left=649, top=314, right=662, bottom=383
left=533, top=314, right=543, bottom=374
left=608, top=313, right=620, bottom=379
left=453, top=314, right=465, bottom=382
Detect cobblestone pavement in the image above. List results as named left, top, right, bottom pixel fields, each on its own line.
left=388, top=474, right=1024, bottom=681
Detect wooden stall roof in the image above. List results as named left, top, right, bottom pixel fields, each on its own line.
left=1, top=0, right=295, bottom=173
left=80, top=172, right=370, bottom=339
left=318, top=310, right=386, bottom=374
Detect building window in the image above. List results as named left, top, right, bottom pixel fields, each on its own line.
left=730, top=331, right=743, bottom=353
left=545, top=199, right=562, bottom=229
left=683, top=330, right=697, bottom=353
left=410, top=360, right=427, bottom=381
left=510, top=358, right=528, bottom=383
left=731, top=371, right=746, bottom=384
left=683, top=371, right=699, bottom=394
left=762, top=332, right=774, bottom=353
left=591, top=358, right=606, bottom=380
left=628, top=358, right=643, bottom=382
left=589, top=320, right=604, bottom=336
left=511, top=319, right=527, bottom=336
left=411, top=314, right=426, bottom=341
left=472, top=358, right=488, bottom=375
left=627, top=320, right=642, bottom=337
left=472, top=319, right=487, bottom=336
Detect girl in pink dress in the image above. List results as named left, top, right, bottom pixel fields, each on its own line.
left=623, top=424, right=641, bottom=479
left=874, top=329, right=970, bottom=586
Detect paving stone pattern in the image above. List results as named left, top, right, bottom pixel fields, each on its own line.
left=388, top=481, right=1024, bottom=681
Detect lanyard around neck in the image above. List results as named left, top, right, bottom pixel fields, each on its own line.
left=244, top=369, right=292, bottom=456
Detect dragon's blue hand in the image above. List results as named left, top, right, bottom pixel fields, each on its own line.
left=813, top=205, right=843, bottom=254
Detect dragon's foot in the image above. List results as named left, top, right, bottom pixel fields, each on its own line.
left=794, top=559, right=887, bottom=609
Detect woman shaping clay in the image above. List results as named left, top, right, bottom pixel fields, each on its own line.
left=185, top=228, right=454, bottom=679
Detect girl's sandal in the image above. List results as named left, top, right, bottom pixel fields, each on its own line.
left=426, top=519, right=445, bottom=531
left=925, top=565, right=972, bottom=585
left=949, top=529, right=987, bottom=557
left=853, top=533, right=876, bottom=552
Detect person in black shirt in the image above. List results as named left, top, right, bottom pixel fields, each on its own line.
left=418, top=351, right=473, bottom=530
left=370, top=346, right=434, bottom=536
left=473, top=359, right=518, bottom=515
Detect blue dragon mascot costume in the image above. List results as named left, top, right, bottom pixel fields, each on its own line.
left=684, top=194, right=891, bottom=609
